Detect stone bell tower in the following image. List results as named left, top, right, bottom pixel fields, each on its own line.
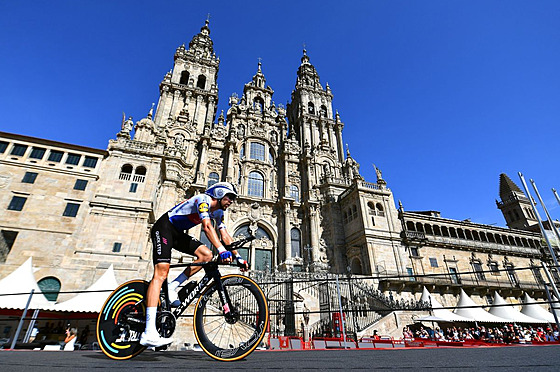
left=286, top=50, right=347, bottom=272
left=153, top=20, right=220, bottom=134
left=496, top=173, right=538, bottom=230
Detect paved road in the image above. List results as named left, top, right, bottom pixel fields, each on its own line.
left=1, top=345, right=559, bottom=371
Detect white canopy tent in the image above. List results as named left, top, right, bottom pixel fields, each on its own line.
left=520, top=293, right=557, bottom=323
left=0, top=258, right=54, bottom=310
left=453, top=289, right=508, bottom=323
left=488, top=292, right=546, bottom=324
left=52, top=265, right=118, bottom=313
left=416, top=287, right=473, bottom=322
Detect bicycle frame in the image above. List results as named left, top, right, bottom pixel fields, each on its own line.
left=164, top=235, right=256, bottom=319
left=165, top=261, right=232, bottom=319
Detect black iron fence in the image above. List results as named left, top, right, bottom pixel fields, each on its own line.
left=248, top=271, right=430, bottom=338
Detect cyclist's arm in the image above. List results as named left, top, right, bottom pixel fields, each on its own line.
left=219, top=228, right=236, bottom=254
left=201, top=218, right=224, bottom=250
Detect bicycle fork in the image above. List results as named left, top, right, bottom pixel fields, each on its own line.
left=211, top=271, right=238, bottom=324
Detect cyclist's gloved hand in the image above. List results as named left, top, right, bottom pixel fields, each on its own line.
left=217, top=246, right=232, bottom=262
left=236, top=254, right=249, bottom=271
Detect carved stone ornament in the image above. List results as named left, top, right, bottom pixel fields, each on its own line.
left=249, top=203, right=260, bottom=221
left=0, top=172, right=11, bottom=189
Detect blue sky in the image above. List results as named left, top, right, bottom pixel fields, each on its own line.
left=1, top=1, right=559, bottom=227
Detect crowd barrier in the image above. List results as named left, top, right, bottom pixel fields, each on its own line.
left=267, top=336, right=560, bottom=350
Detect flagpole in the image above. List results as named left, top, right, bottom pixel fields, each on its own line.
left=518, top=173, right=560, bottom=267
left=553, top=188, right=560, bottom=207
left=530, top=179, right=560, bottom=255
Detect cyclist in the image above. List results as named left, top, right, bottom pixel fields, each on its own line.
left=140, top=182, right=249, bottom=348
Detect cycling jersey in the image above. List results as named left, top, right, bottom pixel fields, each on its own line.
left=167, top=194, right=226, bottom=231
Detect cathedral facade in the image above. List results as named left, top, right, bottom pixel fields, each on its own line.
left=0, top=22, right=555, bottom=310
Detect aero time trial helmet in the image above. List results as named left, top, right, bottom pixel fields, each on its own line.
left=205, top=182, right=238, bottom=201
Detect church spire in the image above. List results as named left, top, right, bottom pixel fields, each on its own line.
left=296, top=48, right=321, bottom=89
left=496, top=173, right=537, bottom=230
left=187, top=19, right=215, bottom=58
left=250, top=59, right=266, bottom=89
left=499, top=173, right=523, bottom=200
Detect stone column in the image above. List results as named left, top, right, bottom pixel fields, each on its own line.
left=153, top=94, right=165, bottom=126
left=169, top=90, right=181, bottom=119
left=197, top=140, right=209, bottom=184
left=284, top=202, right=292, bottom=263
left=225, top=143, right=235, bottom=182
left=194, top=95, right=203, bottom=128
left=309, top=205, right=320, bottom=266
left=329, top=124, right=337, bottom=150
left=284, top=157, right=290, bottom=197
left=205, top=96, right=215, bottom=125
left=183, top=92, right=192, bottom=117
left=335, top=125, right=344, bottom=163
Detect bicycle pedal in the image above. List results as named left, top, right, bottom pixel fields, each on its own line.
left=178, top=281, right=197, bottom=303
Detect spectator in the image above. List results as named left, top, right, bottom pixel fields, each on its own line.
left=63, top=327, right=78, bottom=351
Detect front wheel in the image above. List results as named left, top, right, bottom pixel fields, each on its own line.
left=194, top=274, right=269, bottom=361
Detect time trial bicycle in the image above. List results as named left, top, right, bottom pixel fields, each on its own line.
left=96, top=235, right=269, bottom=361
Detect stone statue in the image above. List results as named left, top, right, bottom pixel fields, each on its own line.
left=122, top=114, right=134, bottom=133
left=237, top=124, right=245, bottom=139
left=270, top=130, right=278, bottom=144
left=174, top=133, right=185, bottom=149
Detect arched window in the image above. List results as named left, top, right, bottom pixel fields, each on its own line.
left=472, top=231, right=480, bottom=241
left=134, top=166, right=146, bottom=182
left=320, top=105, right=327, bottom=117
left=351, top=257, right=363, bottom=274
left=38, top=276, right=61, bottom=302
left=250, top=142, right=265, bottom=161
left=450, top=227, right=457, bottom=238
left=234, top=224, right=272, bottom=270
left=308, top=102, right=315, bottom=114
left=207, top=172, right=219, bottom=188
left=121, top=164, right=133, bottom=173
left=180, top=70, right=190, bottom=85
left=119, top=164, right=133, bottom=180
left=291, top=228, right=301, bottom=258
left=290, top=185, right=299, bottom=202
left=406, top=221, right=415, bottom=231
left=425, top=224, right=433, bottom=235
left=376, top=203, right=384, bottom=216
left=367, top=202, right=375, bottom=215
left=197, top=75, right=206, bottom=89
left=248, top=171, right=264, bottom=197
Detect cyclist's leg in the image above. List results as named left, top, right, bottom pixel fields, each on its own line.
left=145, top=262, right=169, bottom=307
left=169, top=235, right=210, bottom=285
left=140, top=215, right=174, bottom=347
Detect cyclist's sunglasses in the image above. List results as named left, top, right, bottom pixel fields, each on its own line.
left=224, top=193, right=237, bottom=202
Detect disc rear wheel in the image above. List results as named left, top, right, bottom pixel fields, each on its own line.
left=96, top=280, right=149, bottom=360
